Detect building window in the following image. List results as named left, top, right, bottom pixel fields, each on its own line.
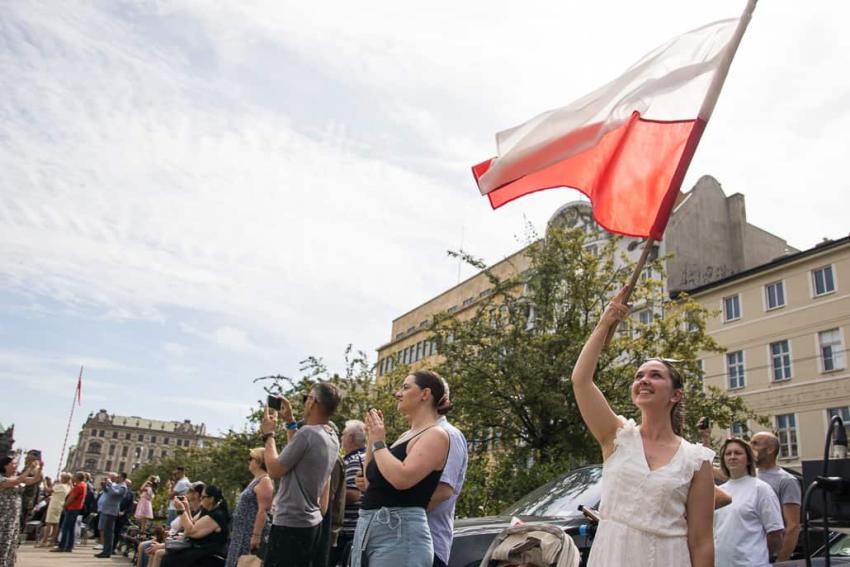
left=730, top=421, right=748, bottom=437
left=164, top=437, right=170, bottom=445
left=765, top=281, right=785, bottom=310
left=98, top=430, right=105, bottom=437
left=151, top=436, right=157, bottom=443
left=161, top=449, right=168, bottom=458
left=637, top=309, right=652, bottom=325
left=112, top=431, right=118, bottom=439
left=769, top=340, right=792, bottom=381
left=118, top=463, right=125, bottom=473
left=109, top=444, right=116, bottom=456
left=775, top=414, right=798, bottom=458
left=818, top=329, right=845, bottom=372
left=106, top=460, right=112, bottom=471
left=447, top=305, right=458, bottom=315
left=726, top=351, right=745, bottom=389
left=90, top=429, right=97, bottom=437
left=828, top=407, right=850, bottom=441
left=85, top=458, right=97, bottom=470
left=121, top=446, right=128, bottom=457
left=723, top=295, right=741, bottom=322
left=87, top=442, right=102, bottom=454
left=135, top=447, right=142, bottom=459
left=148, top=448, right=155, bottom=459
left=462, top=296, right=475, bottom=307
left=138, top=434, right=144, bottom=441
left=125, top=433, right=131, bottom=440
left=813, top=265, right=835, bottom=296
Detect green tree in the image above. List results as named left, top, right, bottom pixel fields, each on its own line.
left=431, top=226, right=762, bottom=516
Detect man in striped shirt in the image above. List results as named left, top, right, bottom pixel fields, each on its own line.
left=331, top=419, right=367, bottom=566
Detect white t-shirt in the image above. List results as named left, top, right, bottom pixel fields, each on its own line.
left=715, top=475, right=784, bottom=567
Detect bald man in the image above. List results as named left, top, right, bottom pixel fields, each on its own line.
left=751, top=432, right=801, bottom=562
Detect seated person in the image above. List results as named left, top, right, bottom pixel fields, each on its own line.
left=160, top=484, right=230, bottom=567
left=140, top=483, right=205, bottom=567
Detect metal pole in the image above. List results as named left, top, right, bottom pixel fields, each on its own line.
left=56, top=366, right=82, bottom=477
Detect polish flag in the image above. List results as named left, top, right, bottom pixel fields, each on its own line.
left=473, top=1, right=756, bottom=240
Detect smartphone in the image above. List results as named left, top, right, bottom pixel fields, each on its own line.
left=697, top=417, right=711, bottom=430
left=267, top=395, right=282, bottom=411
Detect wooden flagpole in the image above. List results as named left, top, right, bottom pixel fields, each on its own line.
left=57, top=366, right=83, bottom=478
left=603, top=238, right=655, bottom=347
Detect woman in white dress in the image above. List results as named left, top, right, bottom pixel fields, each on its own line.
left=714, top=438, right=783, bottom=567
left=572, top=287, right=716, bottom=567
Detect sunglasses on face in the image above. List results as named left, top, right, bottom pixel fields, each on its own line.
left=302, top=393, right=314, bottom=404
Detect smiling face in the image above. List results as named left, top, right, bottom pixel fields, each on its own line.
left=631, top=360, right=682, bottom=411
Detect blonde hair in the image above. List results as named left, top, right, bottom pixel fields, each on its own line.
left=249, top=447, right=267, bottom=471
left=59, top=472, right=72, bottom=483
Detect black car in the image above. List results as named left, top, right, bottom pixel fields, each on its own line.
left=448, top=465, right=603, bottom=567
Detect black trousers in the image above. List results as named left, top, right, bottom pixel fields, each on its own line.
left=329, top=532, right=353, bottom=567
left=433, top=555, right=448, bottom=567
left=265, top=524, right=322, bottom=567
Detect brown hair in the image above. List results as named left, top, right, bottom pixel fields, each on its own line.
left=644, top=358, right=685, bottom=436
left=720, top=437, right=756, bottom=477
left=249, top=447, right=267, bottom=471
left=411, top=370, right=452, bottom=414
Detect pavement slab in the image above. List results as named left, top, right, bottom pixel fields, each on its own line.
left=16, top=542, right=135, bottom=567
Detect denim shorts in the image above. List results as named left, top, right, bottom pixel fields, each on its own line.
left=351, top=507, right=433, bottom=567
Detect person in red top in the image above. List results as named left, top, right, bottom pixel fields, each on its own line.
left=53, top=472, right=87, bottom=553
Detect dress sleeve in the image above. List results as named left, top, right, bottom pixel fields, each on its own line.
left=683, top=442, right=716, bottom=478
left=611, top=417, right=638, bottom=451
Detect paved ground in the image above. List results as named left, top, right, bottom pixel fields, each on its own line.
left=16, top=542, right=136, bottom=567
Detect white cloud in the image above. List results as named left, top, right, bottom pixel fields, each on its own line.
left=164, top=342, right=189, bottom=356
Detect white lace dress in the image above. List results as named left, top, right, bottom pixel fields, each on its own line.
left=587, top=418, right=714, bottom=567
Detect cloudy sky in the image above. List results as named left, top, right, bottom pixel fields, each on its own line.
left=2, top=0, right=848, bottom=474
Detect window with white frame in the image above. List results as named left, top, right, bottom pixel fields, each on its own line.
left=775, top=414, right=798, bottom=458
left=637, top=309, right=652, bottom=325
left=723, top=295, right=741, bottom=322
left=727, top=351, right=745, bottom=389
left=828, top=407, right=850, bottom=441
left=818, top=328, right=845, bottom=372
left=812, top=265, right=835, bottom=296
left=765, top=281, right=785, bottom=310
left=770, top=340, right=792, bottom=381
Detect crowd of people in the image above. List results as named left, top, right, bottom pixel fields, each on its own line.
left=0, top=289, right=810, bottom=567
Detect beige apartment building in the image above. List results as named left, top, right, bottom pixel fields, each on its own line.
left=686, top=235, right=850, bottom=469
left=376, top=176, right=794, bottom=376
left=66, top=409, right=218, bottom=483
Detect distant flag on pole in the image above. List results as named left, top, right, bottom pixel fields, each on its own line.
left=75, top=366, right=83, bottom=406
left=473, top=1, right=756, bottom=240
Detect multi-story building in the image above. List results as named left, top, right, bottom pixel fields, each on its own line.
left=685, top=234, right=850, bottom=469
left=376, top=176, right=794, bottom=375
left=66, top=409, right=218, bottom=483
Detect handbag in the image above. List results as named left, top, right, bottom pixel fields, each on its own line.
left=164, top=537, right=191, bottom=552
left=237, top=554, right=263, bottom=567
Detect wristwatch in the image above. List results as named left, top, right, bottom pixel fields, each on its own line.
left=372, top=441, right=387, bottom=451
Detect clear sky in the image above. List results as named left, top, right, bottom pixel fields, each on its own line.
left=2, top=1, right=848, bottom=475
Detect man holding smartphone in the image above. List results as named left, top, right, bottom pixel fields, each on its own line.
left=262, top=383, right=341, bottom=567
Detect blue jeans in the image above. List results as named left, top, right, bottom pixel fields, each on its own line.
left=167, top=508, right=177, bottom=525
left=59, top=510, right=80, bottom=551
left=351, top=507, right=433, bottom=567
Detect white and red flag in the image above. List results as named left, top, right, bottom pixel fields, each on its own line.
left=473, top=1, right=756, bottom=240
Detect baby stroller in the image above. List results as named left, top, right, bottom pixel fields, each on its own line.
left=478, top=524, right=581, bottom=567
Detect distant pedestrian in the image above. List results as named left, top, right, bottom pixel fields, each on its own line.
left=167, top=467, right=191, bottom=525
left=135, top=475, right=158, bottom=532
left=94, top=471, right=128, bottom=558
left=53, top=471, right=87, bottom=553
left=38, top=471, right=71, bottom=547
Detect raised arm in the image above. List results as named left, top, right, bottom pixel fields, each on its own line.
left=366, top=410, right=449, bottom=490
left=572, top=287, right=630, bottom=457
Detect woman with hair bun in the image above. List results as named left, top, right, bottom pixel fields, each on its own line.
left=351, top=370, right=450, bottom=567
left=571, top=287, right=716, bottom=567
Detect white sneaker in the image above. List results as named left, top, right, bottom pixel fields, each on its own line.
left=92, top=544, right=103, bottom=550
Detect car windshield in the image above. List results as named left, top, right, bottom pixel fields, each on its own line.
left=501, top=465, right=603, bottom=518
left=830, top=534, right=850, bottom=557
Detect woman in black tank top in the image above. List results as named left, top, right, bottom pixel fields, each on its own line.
left=351, top=370, right=452, bottom=567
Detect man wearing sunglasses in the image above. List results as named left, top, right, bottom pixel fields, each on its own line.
left=262, top=382, right=341, bottom=567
